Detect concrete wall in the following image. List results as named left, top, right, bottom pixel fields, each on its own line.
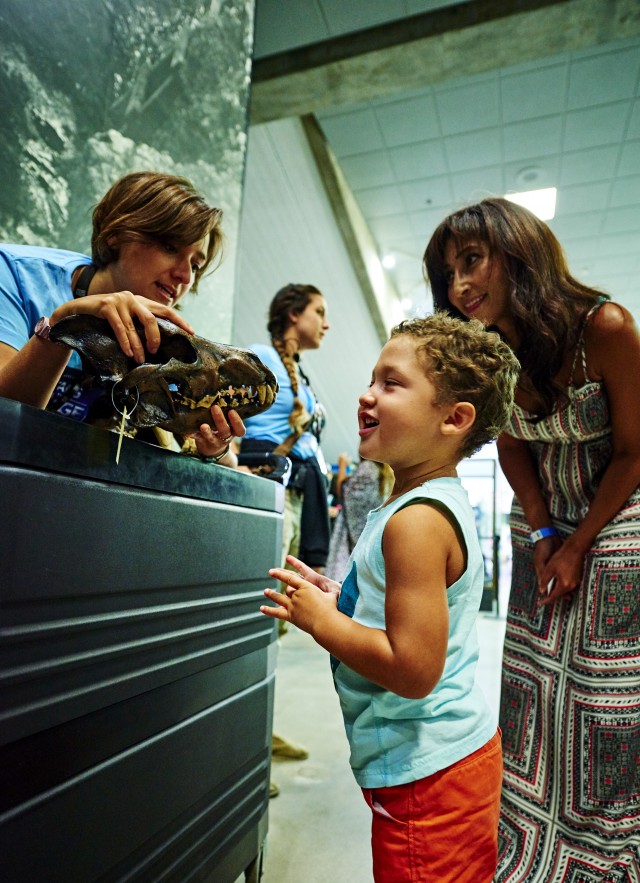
left=0, top=0, right=254, bottom=341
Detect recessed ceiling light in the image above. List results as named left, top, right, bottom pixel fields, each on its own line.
left=505, top=187, right=557, bottom=221
left=401, top=297, right=412, bottom=311
left=382, top=254, right=396, bottom=269
left=515, top=166, right=542, bottom=187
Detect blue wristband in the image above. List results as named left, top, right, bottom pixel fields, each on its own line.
left=530, top=526, right=558, bottom=543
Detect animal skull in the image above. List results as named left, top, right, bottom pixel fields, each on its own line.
left=49, top=314, right=278, bottom=434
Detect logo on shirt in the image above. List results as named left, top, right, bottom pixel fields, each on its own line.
left=331, top=561, right=360, bottom=675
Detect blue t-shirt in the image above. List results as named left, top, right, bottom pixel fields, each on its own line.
left=332, top=477, right=496, bottom=788
left=0, top=243, right=105, bottom=421
left=242, top=343, right=320, bottom=460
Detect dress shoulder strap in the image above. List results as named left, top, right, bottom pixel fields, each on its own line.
left=568, top=299, right=606, bottom=386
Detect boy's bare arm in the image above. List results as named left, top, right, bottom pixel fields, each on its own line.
left=262, top=505, right=454, bottom=699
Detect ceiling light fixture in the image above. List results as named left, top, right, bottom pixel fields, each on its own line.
left=505, top=187, right=557, bottom=221
left=382, top=253, right=396, bottom=269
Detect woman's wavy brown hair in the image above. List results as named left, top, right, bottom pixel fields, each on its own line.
left=91, top=171, right=224, bottom=291
left=423, top=197, right=607, bottom=415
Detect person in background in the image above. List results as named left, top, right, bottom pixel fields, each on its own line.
left=0, top=170, right=242, bottom=465
left=424, top=196, right=640, bottom=883
left=240, top=283, right=330, bottom=780
left=261, top=313, right=519, bottom=882
left=325, top=457, right=394, bottom=581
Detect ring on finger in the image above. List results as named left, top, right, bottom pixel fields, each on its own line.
left=219, top=434, right=233, bottom=443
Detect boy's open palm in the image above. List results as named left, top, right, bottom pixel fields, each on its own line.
left=260, top=501, right=461, bottom=702
left=262, top=567, right=339, bottom=634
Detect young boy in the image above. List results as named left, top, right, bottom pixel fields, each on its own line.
left=261, top=313, right=520, bottom=882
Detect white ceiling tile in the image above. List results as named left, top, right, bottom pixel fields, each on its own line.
left=596, top=233, right=640, bottom=257
left=610, top=174, right=640, bottom=208
left=503, top=116, right=563, bottom=162
left=549, top=213, right=603, bottom=240
left=603, top=204, right=640, bottom=234
left=559, top=145, right=619, bottom=186
left=500, top=64, right=568, bottom=123
left=587, top=271, right=632, bottom=297
left=368, top=214, right=416, bottom=242
left=618, top=139, right=640, bottom=176
left=383, top=236, right=425, bottom=262
left=452, top=166, right=504, bottom=204
left=558, top=181, right=611, bottom=215
left=340, top=151, right=396, bottom=188
left=374, top=93, right=441, bottom=147
left=591, top=254, right=638, bottom=277
left=410, top=206, right=456, bottom=240
left=567, top=47, right=640, bottom=110
left=434, top=79, right=500, bottom=135
left=561, top=237, right=601, bottom=262
left=389, top=139, right=448, bottom=181
left=399, top=176, right=453, bottom=211
left=563, top=103, right=630, bottom=150
left=318, top=108, right=385, bottom=156
left=444, top=127, right=502, bottom=172
left=356, top=184, right=406, bottom=218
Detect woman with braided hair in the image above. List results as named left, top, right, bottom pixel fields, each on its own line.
left=240, top=283, right=331, bottom=780
left=241, top=283, right=331, bottom=572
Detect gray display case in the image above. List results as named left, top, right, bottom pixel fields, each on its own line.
left=0, top=398, right=282, bottom=882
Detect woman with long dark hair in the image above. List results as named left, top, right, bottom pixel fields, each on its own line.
left=425, top=197, right=640, bottom=882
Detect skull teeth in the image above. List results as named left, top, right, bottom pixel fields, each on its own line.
left=173, top=383, right=276, bottom=410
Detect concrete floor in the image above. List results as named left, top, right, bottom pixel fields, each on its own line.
left=251, top=610, right=507, bottom=883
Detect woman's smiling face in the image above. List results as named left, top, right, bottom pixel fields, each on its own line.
left=443, top=237, right=513, bottom=333
left=108, top=236, right=210, bottom=307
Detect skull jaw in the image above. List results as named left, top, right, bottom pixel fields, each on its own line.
left=49, top=314, right=279, bottom=435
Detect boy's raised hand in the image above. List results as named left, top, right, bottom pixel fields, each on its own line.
left=261, top=565, right=339, bottom=634
left=284, top=555, right=341, bottom=596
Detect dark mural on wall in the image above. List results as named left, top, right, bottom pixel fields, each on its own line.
left=0, top=0, right=254, bottom=339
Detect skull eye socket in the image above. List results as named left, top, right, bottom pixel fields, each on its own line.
left=145, top=335, right=198, bottom=365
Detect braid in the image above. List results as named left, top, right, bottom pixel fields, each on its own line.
left=268, top=283, right=322, bottom=438
left=271, top=337, right=309, bottom=435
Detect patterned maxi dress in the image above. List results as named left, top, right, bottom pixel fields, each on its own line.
left=496, top=317, right=640, bottom=883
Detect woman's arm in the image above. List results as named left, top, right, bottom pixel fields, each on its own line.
left=262, top=504, right=452, bottom=699
left=0, top=292, right=194, bottom=408
left=496, top=431, right=562, bottom=593
left=541, top=302, right=640, bottom=602
left=0, top=338, right=72, bottom=408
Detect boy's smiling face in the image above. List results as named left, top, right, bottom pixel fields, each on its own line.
left=358, top=335, right=451, bottom=470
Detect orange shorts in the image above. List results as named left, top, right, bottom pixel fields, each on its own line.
left=362, top=729, right=503, bottom=883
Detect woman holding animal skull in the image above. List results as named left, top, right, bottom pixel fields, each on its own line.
left=0, top=170, right=242, bottom=465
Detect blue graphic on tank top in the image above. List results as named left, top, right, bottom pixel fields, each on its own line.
left=331, top=561, right=359, bottom=674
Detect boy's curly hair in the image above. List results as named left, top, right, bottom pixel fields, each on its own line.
left=391, top=313, right=520, bottom=459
